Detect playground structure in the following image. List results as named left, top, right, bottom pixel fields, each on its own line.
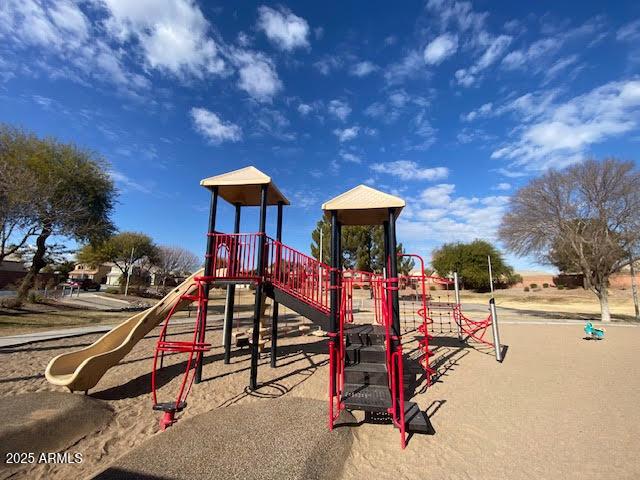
left=44, top=166, right=503, bottom=448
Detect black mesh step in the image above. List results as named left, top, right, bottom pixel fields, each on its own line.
left=345, top=344, right=387, bottom=364
left=345, top=324, right=386, bottom=346
left=399, top=401, right=433, bottom=434
left=342, top=383, right=391, bottom=413
left=344, top=362, right=388, bottom=386
left=152, top=401, right=186, bottom=413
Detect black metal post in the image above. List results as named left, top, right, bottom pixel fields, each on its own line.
left=387, top=209, right=401, bottom=339
left=383, top=221, right=390, bottom=277
left=249, top=185, right=269, bottom=390
left=195, top=187, right=218, bottom=384
left=329, top=211, right=340, bottom=393
left=270, top=201, right=284, bottom=368
left=329, top=211, right=339, bottom=336
left=223, top=203, right=241, bottom=364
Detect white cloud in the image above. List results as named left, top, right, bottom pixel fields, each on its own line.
left=190, top=107, right=242, bottom=144
left=370, top=161, right=449, bottom=181
left=333, top=126, right=359, bottom=142
left=544, top=55, right=580, bottom=82
left=328, top=99, right=351, bottom=121
left=229, top=48, right=282, bottom=102
left=313, top=55, right=342, bottom=75
left=426, top=0, right=487, bottom=33
left=501, top=38, right=560, bottom=71
left=616, top=19, right=640, bottom=42
left=455, top=34, right=511, bottom=87
left=384, top=50, right=425, bottom=85
left=256, top=5, right=310, bottom=51
left=420, top=183, right=455, bottom=206
left=493, top=182, right=511, bottom=191
left=110, top=170, right=152, bottom=194
left=339, top=151, right=362, bottom=163
left=423, top=33, right=458, bottom=65
left=407, top=111, right=438, bottom=150
left=398, top=182, right=510, bottom=246
left=254, top=108, right=295, bottom=141
left=350, top=61, right=378, bottom=77
left=492, top=79, right=640, bottom=170
left=297, top=103, right=313, bottom=115
left=101, top=0, right=226, bottom=77
left=0, top=0, right=289, bottom=102
left=462, top=102, right=492, bottom=121
left=0, top=0, right=151, bottom=93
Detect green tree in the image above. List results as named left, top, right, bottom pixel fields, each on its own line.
left=77, top=232, right=159, bottom=282
left=431, top=240, right=516, bottom=291
left=0, top=125, right=116, bottom=300
left=310, top=216, right=414, bottom=274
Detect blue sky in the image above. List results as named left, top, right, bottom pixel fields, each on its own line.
left=1, top=1, right=640, bottom=272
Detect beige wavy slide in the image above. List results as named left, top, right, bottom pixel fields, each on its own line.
left=45, top=269, right=204, bottom=393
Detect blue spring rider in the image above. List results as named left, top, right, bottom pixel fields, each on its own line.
left=584, top=322, right=605, bottom=340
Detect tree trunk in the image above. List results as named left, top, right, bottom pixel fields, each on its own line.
left=17, top=226, right=51, bottom=300
left=596, top=286, right=611, bottom=323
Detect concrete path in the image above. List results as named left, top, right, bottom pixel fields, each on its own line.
left=0, top=316, right=208, bottom=349
left=58, top=292, right=144, bottom=311
left=93, top=396, right=352, bottom=480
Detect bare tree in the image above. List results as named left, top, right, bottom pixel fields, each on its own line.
left=499, top=158, right=640, bottom=322
left=155, top=246, right=201, bottom=287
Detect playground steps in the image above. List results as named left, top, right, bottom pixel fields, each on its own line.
left=263, top=283, right=330, bottom=330
left=344, top=324, right=386, bottom=345
left=341, top=323, right=430, bottom=435
left=342, top=383, right=391, bottom=412
left=345, top=344, right=386, bottom=364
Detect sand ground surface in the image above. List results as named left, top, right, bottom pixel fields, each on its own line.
left=1, top=304, right=639, bottom=480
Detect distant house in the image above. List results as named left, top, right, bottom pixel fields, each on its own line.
left=69, top=263, right=112, bottom=285
left=0, top=254, right=29, bottom=289
left=514, top=270, right=557, bottom=288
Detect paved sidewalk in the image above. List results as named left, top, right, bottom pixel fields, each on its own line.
left=0, top=324, right=119, bottom=348
left=0, top=317, right=205, bottom=349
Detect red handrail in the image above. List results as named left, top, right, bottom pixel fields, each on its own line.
left=204, top=232, right=332, bottom=315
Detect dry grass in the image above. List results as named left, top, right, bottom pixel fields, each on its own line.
left=459, top=286, right=638, bottom=318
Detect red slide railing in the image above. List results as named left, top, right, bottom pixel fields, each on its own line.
left=204, top=232, right=332, bottom=314
left=265, top=238, right=331, bottom=313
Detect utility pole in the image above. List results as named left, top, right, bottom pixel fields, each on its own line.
left=488, top=255, right=495, bottom=298
left=630, top=254, right=639, bottom=319
left=124, top=247, right=135, bottom=296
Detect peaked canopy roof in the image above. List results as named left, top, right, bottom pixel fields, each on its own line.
left=322, top=184, right=405, bottom=225
left=200, top=166, right=289, bottom=206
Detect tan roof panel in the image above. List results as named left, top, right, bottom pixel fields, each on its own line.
left=322, top=184, right=405, bottom=225
left=200, top=166, right=289, bottom=206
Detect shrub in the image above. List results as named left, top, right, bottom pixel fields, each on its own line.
left=0, top=297, right=23, bottom=309
left=530, top=283, right=538, bottom=289
left=557, top=285, right=565, bottom=290
left=28, top=292, right=44, bottom=303
left=429, top=285, right=437, bottom=291
left=524, top=286, right=530, bottom=292
left=104, top=287, right=119, bottom=294
left=353, top=284, right=361, bottom=289
left=542, top=283, right=549, bottom=288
